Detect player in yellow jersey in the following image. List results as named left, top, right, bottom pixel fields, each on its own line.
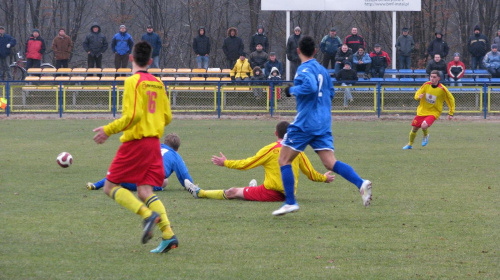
left=92, top=41, right=178, bottom=254
left=184, top=121, right=335, bottom=201
left=402, top=70, right=455, bottom=150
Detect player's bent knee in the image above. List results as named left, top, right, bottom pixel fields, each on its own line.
left=421, top=121, right=428, bottom=129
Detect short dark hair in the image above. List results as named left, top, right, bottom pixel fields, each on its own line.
left=430, top=70, right=441, bottom=78
left=276, top=121, right=290, bottom=139
left=298, top=36, right=316, bottom=57
left=164, top=133, right=181, bottom=151
left=132, top=41, right=152, bottom=67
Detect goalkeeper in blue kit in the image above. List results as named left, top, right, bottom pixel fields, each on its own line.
left=273, top=35, right=372, bottom=216
left=87, top=133, right=194, bottom=192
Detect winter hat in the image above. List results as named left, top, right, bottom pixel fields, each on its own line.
left=402, top=27, right=409, bottom=32
left=147, top=25, right=153, bottom=29
left=492, top=44, right=499, bottom=49
left=240, top=52, right=247, bottom=57
left=474, top=25, right=480, bottom=31
left=343, top=60, right=352, bottom=66
left=269, top=52, right=276, bottom=56
left=294, top=26, right=301, bottom=32
left=453, top=52, right=460, bottom=57
left=32, top=29, right=40, bottom=34
left=435, top=29, right=443, bottom=36
left=119, top=25, right=126, bottom=29
left=330, top=27, right=337, bottom=32
left=374, top=43, right=381, bottom=48
left=0, top=26, right=4, bottom=30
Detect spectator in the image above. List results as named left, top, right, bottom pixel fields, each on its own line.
left=344, top=27, right=366, bottom=53
left=51, top=28, right=73, bottom=69
left=0, top=26, right=16, bottom=80
left=493, top=28, right=500, bottom=46
left=396, top=27, right=415, bottom=70
left=268, top=66, right=282, bottom=99
left=352, top=46, right=371, bottom=78
left=83, top=23, right=108, bottom=71
left=141, top=25, right=162, bottom=69
left=334, top=44, right=353, bottom=74
left=320, top=27, right=342, bottom=69
left=467, top=25, right=489, bottom=70
left=25, top=29, right=45, bottom=70
left=264, top=52, right=283, bottom=77
left=447, top=52, right=465, bottom=86
left=230, top=52, right=252, bottom=81
left=426, top=53, right=447, bottom=80
left=483, top=44, right=500, bottom=78
left=222, top=27, right=244, bottom=69
left=335, top=60, right=358, bottom=108
left=427, top=29, right=449, bottom=59
left=250, top=25, right=269, bottom=53
left=286, top=26, right=302, bottom=78
left=192, top=26, right=210, bottom=69
left=249, top=43, right=268, bottom=69
left=369, top=44, right=391, bottom=78
left=251, top=66, right=266, bottom=98
left=111, top=25, right=134, bottom=69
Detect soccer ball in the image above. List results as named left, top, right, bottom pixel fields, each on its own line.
left=56, top=152, right=73, bottom=168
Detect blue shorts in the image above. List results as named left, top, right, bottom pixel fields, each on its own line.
left=281, top=126, right=334, bottom=152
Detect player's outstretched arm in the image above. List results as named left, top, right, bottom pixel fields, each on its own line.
left=211, top=152, right=226, bottom=166
left=93, top=126, right=109, bottom=144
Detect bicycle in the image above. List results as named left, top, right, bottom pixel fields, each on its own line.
left=9, top=51, right=55, bottom=80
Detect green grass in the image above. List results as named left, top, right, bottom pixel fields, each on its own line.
left=0, top=118, right=499, bottom=279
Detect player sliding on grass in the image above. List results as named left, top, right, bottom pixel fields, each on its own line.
left=87, top=133, right=194, bottom=192
left=184, top=121, right=335, bottom=201
left=92, top=41, right=178, bottom=254
left=402, top=70, right=455, bottom=150
left=273, top=35, right=372, bottom=216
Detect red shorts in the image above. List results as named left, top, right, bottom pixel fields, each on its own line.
left=243, top=184, right=285, bottom=202
left=411, top=115, right=436, bottom=128
left=107, top=137, right=165, bottom=187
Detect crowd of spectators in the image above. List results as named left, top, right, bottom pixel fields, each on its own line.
left=1, top=23, right=500, bottom=81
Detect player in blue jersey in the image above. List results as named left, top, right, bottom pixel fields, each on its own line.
left=87, top=133, right=194, bottom=192
left=272, top=35, right=372, bottom=216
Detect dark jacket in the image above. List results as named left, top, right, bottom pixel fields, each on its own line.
left=335, top=47, right=353, bottom=63
left=222, top=27, right=244, bottom=61
left=336, top=68, right=358, bottom=83
left=52, top=34, right=73, bottom=60
left=286, top=33, right=302, bottom=62
left=468, top=33, right=489, bottom=57
left=192, top=27, right=210, bottom=56
left=249, top=50, right=268, bottom=69
left=83, top=24, right=108, bottom=57
left=396, top=34, right=415, bottom=57
left=320, top=34, right=342, bottom=56
left=264, top=59, right=283, bottom=77
left=370, top=51, right=391, bottom=68
left=251, top=66, right=266, bottom=84
left=26, top=34, right=45, bottom=60
left=111, top=31, right=133, bottom=55
left=141, top=31, right=162, bottom=57
left=427, top=36, right=449, bottom=58
left=344, top=34, right=366, bottom=52
left=250, top=28, right=269, bottom=52
left=426, top=59, right=447, bottom=74
left=0, top=33, right=16, bottom=58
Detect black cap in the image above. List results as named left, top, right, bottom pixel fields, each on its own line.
left=330, top=27, right=336, bottom=32
left=269, top=52, right=276, bottom=56
left=402, top=27, right=409, bottom=32
left=147, top=25, right=153, bottom=29
left=374, top=43, right=381, bottom=48
left=240, top=52, right=246, bottom=57
left=343, top=60, right=351, bottom=66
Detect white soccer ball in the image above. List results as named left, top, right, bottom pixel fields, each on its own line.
left=56, top=152, right=73, bottom=168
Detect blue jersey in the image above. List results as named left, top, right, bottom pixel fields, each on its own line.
left=160, top=144, right=193, bottom=188
left=289, top=58, right=335, bottom=135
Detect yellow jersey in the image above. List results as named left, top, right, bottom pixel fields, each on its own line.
left=104, top=71, right=172, bottom=142
left=224, top=141, right=327, bottom=194
left=415, top=82, right=455, bottom=119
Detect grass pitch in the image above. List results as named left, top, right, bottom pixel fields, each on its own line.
left=0, top=117, right=499, bottom=279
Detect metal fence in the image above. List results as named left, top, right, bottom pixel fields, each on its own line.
left=1, top=81, right=499, bottom=118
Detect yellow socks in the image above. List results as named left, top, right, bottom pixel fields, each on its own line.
left=422, top=128, right=428, bottom=137
left=145, top=194, right=174, bottom=240
left=409, top=130, right=417, bottom=146
left=198, top=189, right=227, bottom=200
left=110, top=186, right=151, bottom=218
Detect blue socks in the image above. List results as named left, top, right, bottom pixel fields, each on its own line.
left=333, top=161, right=364, bottom=189
left=280, top=165, right=296, bottom=205
left=94, top=178, right=106, bottom=190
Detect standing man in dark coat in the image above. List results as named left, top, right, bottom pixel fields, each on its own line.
left=83, top=23, right=108, bottom=70
left=0, top=26, right=16, bottom=80
left=396, top=27, right=415, bottom=70
left=222, top=27, right=244, bottom=69
left=468, top=25, right=489, bottom=70
left=192, top=26, right=210, bottom=69
left=286, top=26, right=302, bottom=78
left=427, top=30, right=449, bottom=60
left=250, top=25, right=269, bottom=53
left=141, top=25, right=162, bottom=68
